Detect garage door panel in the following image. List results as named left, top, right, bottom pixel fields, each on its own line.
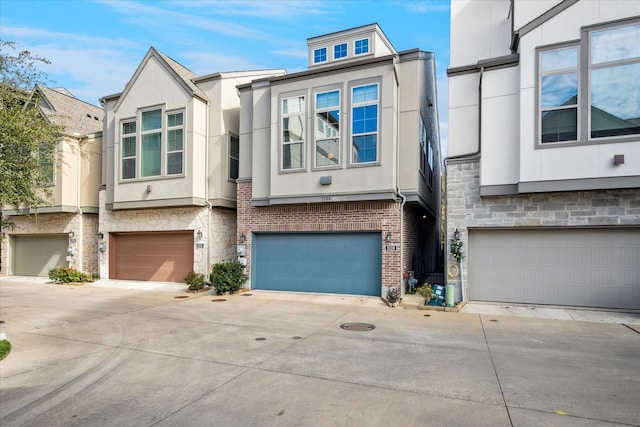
left=253, top=233, right=381, bottom=296
left=111, top=232, right=193, bottom=282
left=469, top=228, right=640, bottom=309
left=13, top=235, right=68, bottom=277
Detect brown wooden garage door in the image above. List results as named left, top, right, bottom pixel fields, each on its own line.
left=110, top=231, right=193, bottom=282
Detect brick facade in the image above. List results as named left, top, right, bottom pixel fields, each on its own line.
left=237, top=180, right=407, bottom=295
left=446, top=159, right=640, bottom=300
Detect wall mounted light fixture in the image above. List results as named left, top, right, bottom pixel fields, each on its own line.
left=239, top=233, right=246, bottom=244
left=98, top=232, right=104, bottom=240
left=385, top=232, right=393, bottom=242
left=454, top=229, right=461, bottom=240
left=197, top=230, right=203, bottom=240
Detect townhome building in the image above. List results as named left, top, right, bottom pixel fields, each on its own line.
left=447, top=0, right=640, bottom=309
left=1, top=86, right=102, bottom=276
left=99, top=47, right=284, bottom=282
left=236, top=24, right=442, bottom=297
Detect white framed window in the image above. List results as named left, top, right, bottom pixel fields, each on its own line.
left=313, top=47, right=327, bottom=64
left=537, top=18, right=640, bottom=146
left=229, top=132, right=239, bottom=180
left=281, top=95, right=305, bottom=170
left=334, top=43, right=347, bottom=60
left=121, top=120, right=136, bottom=179
left=355, top=38, right=369, bottom=55
left=38, top=143, right=55, bottom=185
left=314, top=90, right=340, bottom=168
left=351, top=83, right=379, bottom=164
left=120, top=108, right=185, bottom=180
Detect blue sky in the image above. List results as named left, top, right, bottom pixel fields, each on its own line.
left=1, top=0, right=451, bottom=152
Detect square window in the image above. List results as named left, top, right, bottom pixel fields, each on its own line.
left=334, top=43, right=347, bottom=59
left=355, top=39, right=369, bottom=55
left=314, top=48, right=327, bottom=63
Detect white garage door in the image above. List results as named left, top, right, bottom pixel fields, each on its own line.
left=468, top=228, right=640, bottom=309
left=12, top=234, right=69, bottom=276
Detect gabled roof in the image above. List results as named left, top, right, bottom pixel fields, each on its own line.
left=36, top=85, right=103, bottom=136
left=113, top=47, right=207, bottom=112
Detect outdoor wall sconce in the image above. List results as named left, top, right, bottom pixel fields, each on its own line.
left=239, top=233, right=246, bottom=244
left=98, top=232, right=104, bottom=240
left=69, top=231, right=75, bottom=238
left=385, top=232, right=393, bottom=242
left=613, top=154, right=625, bottom=166
left=196, top=230, right=203, bottom=240
left=454, top=229, right=461, bottom=240
left=146, top=184, right=152, bottom=193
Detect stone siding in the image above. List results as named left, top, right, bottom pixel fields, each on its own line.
left=445, top=159, right=640, bottom=301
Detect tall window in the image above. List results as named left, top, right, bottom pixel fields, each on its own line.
left=427, top=139, right=434, bottom=187
left=121, top=120, right=136, bottom=179
left=38, top=143, right=54, bottom=184
left=315, top=90, right=340, bottom=167
left=355, top=38, right=369, bottom=55
left=538, top=19, right=640, bottom=145
left=419, top=116, right=427, bottom=173
left=334, top=43, right=347, bottom=59
left=166, top=112, right=183, bottom=175
left=539, top=47, right=579, bottom=143
left=282, top=96, right=305, bottom=170
left=589, top=23, right=640, bottom=138
left=351, top=83, right=378, bottom=163
left=141, top=109, right=162, bottom=177
left=120, top=108, right=184, bottom=180
left=229, top=133, right=239, bottom=180
left=314, top=48, right=327, bottom=64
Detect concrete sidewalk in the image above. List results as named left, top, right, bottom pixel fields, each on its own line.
left=1, top=277, right=639, bottom=426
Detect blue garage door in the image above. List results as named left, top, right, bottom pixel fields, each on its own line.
left=253, top=233, right=382, bottom=296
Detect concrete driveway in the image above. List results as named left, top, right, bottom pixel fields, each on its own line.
left=1, top=277, right=639, bottom=427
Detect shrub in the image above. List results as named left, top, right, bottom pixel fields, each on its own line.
left=417, top=283, right=434, bottom=305
left=185, top=271, right=206, bottom=291
left=48, top=267, right=94, bottom=284
left=386, top=286, right=400, bottom=305
left=210, top=261, right=247, bottom=295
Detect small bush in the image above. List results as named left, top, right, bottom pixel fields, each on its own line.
left=386, top=287, right=400, bottom=305
left=210, top=261, right=247, bottom=295
left=0, top=340, right=11, bottom=361
left=185, top=271, right=206, bottom=291
left=48, top=267, right=94, bottom=284
left=417, top=283, right=434, bottom=305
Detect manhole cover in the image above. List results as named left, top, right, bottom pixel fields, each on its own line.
left=174, top=296, right=189, bottom=299
left=424, top=314, right=431, bottom=317
left=255, top=337, right=266, bottom=341
left=211, top=299, right=227, bottom=302
left=340, top=322, right=376, bottom=331
left=489, top=319, right=498, bottom=322
left=291, top=336, right=302, bottom=340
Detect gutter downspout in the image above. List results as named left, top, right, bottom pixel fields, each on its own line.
left=442, top=66, right=484, bottom=302
left=393, top=54, right=406, bottom=298
left=76, top=136, right=83, bottom=271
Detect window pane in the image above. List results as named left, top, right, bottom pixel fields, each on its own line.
left=591, top=63, right=640, bottom=138
left=230, top=158, right=239, bottom=180
left=352, top=105, right=377, bottom=134
left=316, top=91, right=339, bottom=109
left=316, top=138, right=339, bottom=166
left=541, top=73, right=578, bottom=108
left=122, top=121, right=136, bottom=134
left=353, top=84, right=378, bottom=103
left=167, top=129, right=183, bottom=151
left=168, top=112, right=183, bottom=127
left=541, top=108, right=578, bottom=143
left=122, top=158, right=136, bottom=179
left=230, top=134, right=239, bottom=158
left=355, top=39, right=369, bottom=55
left=141, top=109, right=161, bottom=131
left=283, top=142, right=303, bottom=169
left=334, top=43, right=347, bottom=59
left=38, top=144, right=54, bottom=183
left=122, top=136, right=136, bottom=157
left=352, top=135, right=377, bottom=163
left=591, top=24, right=640, bottom=64
left=540, top=47, right=578, bottom=72
left=314, top=48, right=326, bottom=63
left=141, top=133, right=161, bottom=176
left=283, top=97, right=304, bottom=114
left=167, top=152, right=182, bottom=175
left=283, top=116, right=304, bottom=142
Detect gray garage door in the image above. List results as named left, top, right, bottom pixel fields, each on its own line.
left=252, top=233, right=382, bottom=296
left=468, top=228, right=640, bottom=309
left=12, top=234, right=69, bottom=276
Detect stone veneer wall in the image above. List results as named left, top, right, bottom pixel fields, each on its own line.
left=446, top=159, right=640, bottom=301
left=98, top=190, right=236, bottom=279
left=237, top=181, right=403, bottom=294
left=0, top=212, right=98, bottom=275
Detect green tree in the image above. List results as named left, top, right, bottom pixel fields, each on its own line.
left=0, top=40, right=64, bottom=234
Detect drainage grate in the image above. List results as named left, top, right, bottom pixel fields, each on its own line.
left=211, top=298, right=227, bottom=302
left=340, top=322, right=376, bottom=331
left=174, top=296, right=189, bottom=299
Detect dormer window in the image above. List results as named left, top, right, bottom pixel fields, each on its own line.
left=334, top=43, right=347, bottom=60
left=314, top=48, right=327, bottom=64
left=355, top=38, right=369, bottom=55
